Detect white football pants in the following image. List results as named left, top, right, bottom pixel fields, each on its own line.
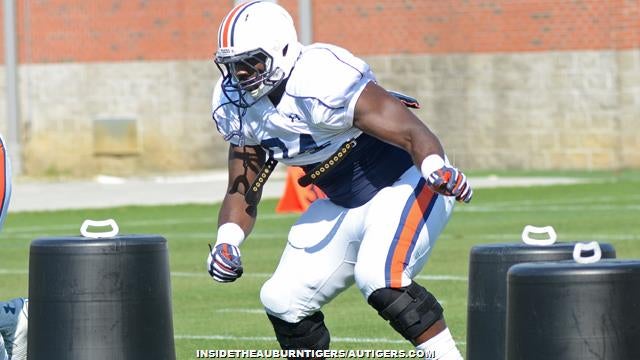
left=260, top=167, right=455, bottom=323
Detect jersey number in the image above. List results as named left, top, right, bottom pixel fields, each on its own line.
left=261, top=134, right=326, bottom=159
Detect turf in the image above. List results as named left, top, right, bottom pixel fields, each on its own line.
left=1, top=172, right=639, bottom=359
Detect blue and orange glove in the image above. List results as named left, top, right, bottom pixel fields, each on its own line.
left=206, top=223, right=246, bottom=283
left=421, top=154, right=473, bottom=203
left=207, top=243, right=243, bottom=283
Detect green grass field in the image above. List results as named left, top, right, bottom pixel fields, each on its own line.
left=1, top=171, right=639, bottom=359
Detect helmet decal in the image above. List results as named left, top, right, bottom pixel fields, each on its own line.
left=218, top=1, right=261, bottom=49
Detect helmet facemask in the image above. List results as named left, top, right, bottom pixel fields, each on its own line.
left=215, top=47, right=286, bottom=108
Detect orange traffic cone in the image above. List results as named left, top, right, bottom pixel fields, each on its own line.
left=276, top=167, right=326, bottom=213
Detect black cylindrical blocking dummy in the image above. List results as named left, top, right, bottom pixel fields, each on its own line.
left=28, top=235, right=175, bottom=360
left=466, top=242, right=615, bottom=360
left=506, top=259, right=640, bottom=360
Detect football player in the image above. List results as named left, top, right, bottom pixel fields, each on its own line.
left=206, top=2, right=472, bottom=359
left=0, top=298, right=28, bottom=360
left=0, top=134, right=28, bottom=360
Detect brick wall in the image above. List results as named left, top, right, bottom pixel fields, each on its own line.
left=6, top=0, right=220, bottom=62
left=313, top=0, right=639, bottom=54
left=1, top=0, right=636, bottom=62
left=0, top=0, right=637, bottom=175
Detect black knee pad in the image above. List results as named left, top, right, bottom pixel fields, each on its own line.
left=267, top=312, right=330, bottom=351
left=367, top=282, right=443, bottom=343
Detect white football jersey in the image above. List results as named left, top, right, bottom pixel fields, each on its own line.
left=212, top=43, right=374, bottom=166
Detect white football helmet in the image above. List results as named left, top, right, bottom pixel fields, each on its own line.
left=215, top=1, right=302, bottom=108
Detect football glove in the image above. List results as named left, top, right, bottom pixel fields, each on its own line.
left=207, top=243, right=243, bottom=283
left=421, top=155, right=473, bottom=203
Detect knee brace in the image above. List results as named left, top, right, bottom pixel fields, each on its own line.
left=267, top=311, right=330, bottom=351
left=367, top=282, right=443, bottom=344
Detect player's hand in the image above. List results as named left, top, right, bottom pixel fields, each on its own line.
left=426, top=165, right=473, bottom=203
left=421, top=155, right=473, bottom=203
left=207, top=243, right=243, bottom=282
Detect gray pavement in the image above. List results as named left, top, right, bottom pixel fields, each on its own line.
left=10, top=171, right=286, bottom=212
left=9, top=171, right=589, bottom=212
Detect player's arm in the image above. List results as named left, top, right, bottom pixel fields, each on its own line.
left=207, top=143, right=266, bottom=283
left=218, top=143, right=266, bottom=231
left=353, top=81, right=472, bottom=203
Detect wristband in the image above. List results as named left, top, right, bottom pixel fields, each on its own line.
left=420, top=154, right=445, bottom=179
left=214, top=223, right=246, bottom=247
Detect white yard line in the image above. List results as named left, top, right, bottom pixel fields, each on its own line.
left=476, top=193, right=640, bottom=207
left=4, top=201, right=639, bottom=235
left=172, top=272, right=468, bottom=281
left=0, top=269, right=27, bottom=275
left=175, top=334, right=407, bottom=344
left=175, top=334, right=466, bottom=345
left=216, top=301, right=450, bottom=316
left=215, top=308, right=266, bottom=314
left=0, top=268, right=468, bottom=281
left=444, top=233, right=640, bottom=242
left=456, top=204, right=640, bottom=212
left=1, top=213, right=296, bottom=235
left=8, top=202, right=639, bottom=235
left=4, top=230, right=638, bottom=242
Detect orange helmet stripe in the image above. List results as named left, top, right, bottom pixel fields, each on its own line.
left=219, top=1, right=260, bottom=48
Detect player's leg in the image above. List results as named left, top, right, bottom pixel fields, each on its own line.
left=260, top=198, right=364, bottom=352
left=9, top=298, right=27, bottom=360
left=265, top=311, right=330, bottom=353
left=0, top=138, right=23, bottom=360
left=0, top=298, right=28, bottom=360
left=354, top=168, right=463, bottom=359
